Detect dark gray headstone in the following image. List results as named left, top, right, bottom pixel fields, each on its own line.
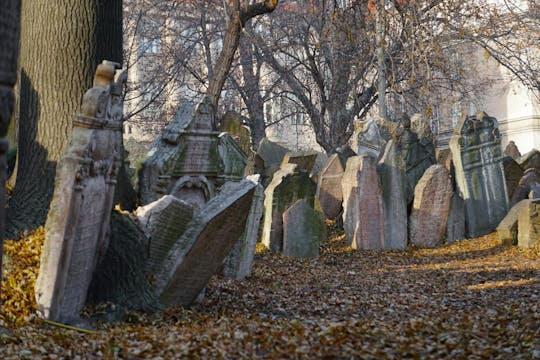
left=283, top=199, right=325, bottom=258
left=446, top=193, right=466, bottom=244
left=503, top=156, right=525, bottom=202
left=316, top=154, right=344, bottom=220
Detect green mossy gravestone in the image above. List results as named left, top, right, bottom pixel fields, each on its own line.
left=450, top=112, right=509, bottom=238
left=282, top=199, right=325, bottom=258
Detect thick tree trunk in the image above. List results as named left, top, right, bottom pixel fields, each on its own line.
left=7, top=0, right=122, bottom=238
left=0, top=0, right=21, bottom=302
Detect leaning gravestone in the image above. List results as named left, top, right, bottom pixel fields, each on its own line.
left=281, top=150, right=318, bottom=173
left=283, top=199, right=325, bottom=258
left=377, top=140, right=408, bottom=249
left=517, top=199, right=540, bottom=249
left=135, top=195, right=195, bottom=275
left=342, top=155, right=384, bottom=250
left=35, top=61, right=126, bottom=323
left=223, top=176, right=265, bottom=280
left=217, top=132, right=248, bottom=183
left=503, top=156, right=524, bottom=202
left=510, top=168, right=540, bottom=206
left=138, top=97, right=222, bottom=209
left=497, top=199, right=531, bottom=246
left=255, top=137, right=289, bottom=184
left=449, top=112, right=509, bottom=238
left=409, top=165, right=453, bottom=248
left=309, top=152, right=330, bottom=182
left=261, top=164, right=316, bottom=252
left=316, top=154, right=345, bottom=220
left=153, top=178, right=257, bottom=306
left=357, top=119, right=386, bottom=158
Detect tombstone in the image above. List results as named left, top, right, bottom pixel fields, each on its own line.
left=503, top=156, right=525, bottom=202
left=409, top=165, right=453, bottom=248
left=518, top=149, right=540, bottom=172
left=446, top=193, right=466, bottom=244
left=135, top=195, right=195, bottom=274
left=517, top=199, right=540, bottom=249
left=377, top=140, right=408, bottom=249
left=219, top=111, right=251, bottom=154
left=35, top=61, right=126, bottom=323
left=0, top=0, right=21, bottom=300
left=217, top=132, right=248, bottom=183
left=449, top=112, right=509, bottom=238
left=504, top=140, right=521, bottom=160
left=261, top=164, right=316, bottom=252
left=153, top=178, right=257, bottom=306
left=255, top=137, right=289, bottom=184
left=309, top=152, right=330, bottom=182
left=342, top=155, right=384, bottom=250
left=510, top=168, right=539, bottom=206
left=138, top=97, right=223, bottom=209
left=281, top=150, right=318, bottom=173
left=316, top=154, right=345, bottom=220
left=497, top=199, right=531, bottom=246
left=356, top=119, right=386, bottom=158
left=396, top=113, right=436, bottom=205
left=223, top=176, right=264, bottom=280
left=282, top=199, right=325, bottom=258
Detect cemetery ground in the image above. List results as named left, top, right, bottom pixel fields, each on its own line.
left=1, top=224, right=539, bottom=359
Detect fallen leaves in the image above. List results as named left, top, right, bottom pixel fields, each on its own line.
left=1, top=229, right=539, bottom=358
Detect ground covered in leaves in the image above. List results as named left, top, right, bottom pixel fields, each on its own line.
left=1, top=227, right=539, bottom=359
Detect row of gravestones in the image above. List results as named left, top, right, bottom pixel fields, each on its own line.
left=36, top=62, right=264, bottom=324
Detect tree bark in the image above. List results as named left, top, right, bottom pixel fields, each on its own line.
left=7, top=0, right=122, bottom=238
left=0, top=0, right=21, bottom=302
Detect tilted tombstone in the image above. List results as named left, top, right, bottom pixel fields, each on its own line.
left=409, top=165, right=453, bottom=248
left=281, top=150, right=319, bottom=173
left=377, top=140, right=408, bottom=249
left=449, top=112, right=509, bottom=238
left=255, top=137, right=289, bottom=184
left=510, top=168, right=540, bottom=206
left=497, top=199, right=531, bottom=246
left=342, top=155, right=384, bottom=250
left=35, top=61, right=127, bottom=323
left=504, top=140, right=521, bottom=160
left=517, top=199, right=540, bottom=249
left=396, top=114, right=436, bottom=205
left=309, top=152, right=329, bottom=182
left=138, top=97, right=222, bottom=209
left=356, top=119, right=387, bottom=158
left=503, top=156, right=525, bottom=202
left=282, top=199, right=326, bottom=258
left=153, top=178, right=257, bottom=306
left=316, top=154, right=345, bottom=220
left=135, top=195, right=195, bottom=275
left=518, top=149, right=540, bottom=172
left=223, top=176, right=265, bottom=280
left=217, top=132, right=248, bottom=183
left=446, top=193, right=466, bottom=244
left=261, top=164, right=316, bottom=252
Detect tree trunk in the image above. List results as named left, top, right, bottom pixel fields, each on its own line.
left=0, top=0, right=21, bottom=302
left=7, top=0, right=122, bottom=238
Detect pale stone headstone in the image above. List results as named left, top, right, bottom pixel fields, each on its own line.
left=223, top=176, right=264, bottom=280
left=342, top=155, right=384, bottom=250
left=153, top=178, right=257, bottom=306
left=497, top=199, right=530, bottom=246
left=35, top=61, right=126, bottom=323
left=281, top=150, right=318, bottom=173
left=135, top=195, right=195, bottom=275
left=446, top=193, right=466, bottom=244
left=510, top=168, right=539, bottom=206
left=504, top=140, right=521, bottom=160
left=138, top=97, right=222, bottom=208
left=377, top=140, right=408, bottom=249
left=503, top=156, right=524, bottom=202
left=409, top=165, right=453, bottom=248
left=316, top=154, right=344, bottom=220
left=356, top=119, right=386, bottom=158
left=217, top=132, right=247, bottom=182
left=282, top=199, right=325, bottom=258
left=517, top=199, right=540, bottom=249
left=449, top=112, right=509, bottom=238
left=261, top=164, right=316, bottom=252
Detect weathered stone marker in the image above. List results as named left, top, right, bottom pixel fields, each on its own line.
left=342, top=155, right=384, bottom=250
left=378, top=140, right=408, bottom=249
left=517, top=199, right=540, bottom=249
left=35, top=61, right=126, bottom=323
left=283, top=199, right=325, bottom=258
left=497, top=199, right=531, bottom=246
left=281, top=150, right=318, bottom=173
left=409, top=165, right=453, bottom=248
left=449, top=112, right=509, bottom=238
left=446, top=193, right=466, bottom=244
left=153, top=178, right=257, bottom=306
left=223, top=176, right=265, bottom=280
left=255, top=137, right=289, bottom=184
left=503, top=156, right=524, bottom=202
left=504, top=140, right=521, bottom=160
left=316, top=154, right=344, bottom=220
